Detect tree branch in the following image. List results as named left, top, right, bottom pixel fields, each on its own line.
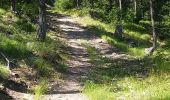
left=0, top=52, right=10, bottom=70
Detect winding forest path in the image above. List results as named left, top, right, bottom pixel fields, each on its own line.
left=45, top=13, right=128, bottom=100
left=7, top=13, right=128, bottom=100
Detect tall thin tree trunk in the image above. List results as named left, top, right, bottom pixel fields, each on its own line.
left=145, top=0, right=156, bottom=55
left=141, top=0, right=144, bottom=18
left=38, top=0, right=46, bottom=40
left=77, top=0, right=79, bottom=8
left=118, top=0, right=122, bottom=21
left=11, top=0, right=16, bottom=13
left=150, top=0, right=156, bottom=50
left=134, top=0, right=137, bottom=19
left=114, top=0, right=123, bottom=39
left=119, top=0, right=122, bottom=11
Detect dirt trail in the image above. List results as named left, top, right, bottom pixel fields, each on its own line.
left=6, top=13, right=128, bottom=100
left=44, top=13, right=128, bottom=100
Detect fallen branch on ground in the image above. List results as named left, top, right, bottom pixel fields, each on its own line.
left=0, top=52, right=16, bottom=75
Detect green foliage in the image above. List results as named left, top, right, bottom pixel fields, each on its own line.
left=33, top=58, right=52, bottom=77
left=0, top=35, right=30, bottom=59
left=0, top=8, right=67, bottom=95
left=0, top=65, right=10, bottom=79
left=83, top=42, right=170, bottom=100
left=107, top=7, right=119, bottom=24
left=84, top=82, right=115, bottom=100
left=54, top=0, right=74, bottom=11
left=15, top=19, right=36, bottom=32
left=16, top=2, right=39, bottom=20
left=153, top=50, right=170, bottom=74
left=89, top=9, right=107, bottom=22
left=157, top=1, right=170, bottom=39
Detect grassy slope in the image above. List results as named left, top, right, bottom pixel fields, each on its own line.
left=0, top=8, right=67, bottom=98
left=54, top=8, right=170, bottom=100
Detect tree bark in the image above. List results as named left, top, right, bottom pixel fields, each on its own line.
left=145, top=0, right=156, bottom=55
left=38, top=0, right=46, bottom=40
left=10, top=0, right=16, bottom=14
left=118, top=0, right=122, bottom=21
left=134, top=0, right=137, bottom=19
left=119, top=0, right=122, bottom=11
left=114, top=0, right=123, bottom=39
left=150, top=0, right=156, bottom=49
left=75, top=0, right=82, bottom=8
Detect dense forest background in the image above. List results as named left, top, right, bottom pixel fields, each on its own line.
left=0, top=0, right=170, bottom=100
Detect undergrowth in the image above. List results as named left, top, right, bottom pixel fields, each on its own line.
left=82, top=44, right=170, bottom=100
left=0, top=7, right=67, bottom=96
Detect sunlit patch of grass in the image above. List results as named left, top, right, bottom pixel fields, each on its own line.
left=33, top=80, right=47, bottom=100
left=0, top=65, right=10, bottom=79
left=83, top=75, right=170, bottom=100
left=0, top=34, right=31, bottom=59
left=129, top=48, right=145, bottom=57
left=53, top=8, right=90, bottom=17
left=65, top=8, right=90, bottom=17
left=75, top=16, right=113, bottom=33
left=83, top=42, right=170, bottom=100
left=83, top=81, right=115, bottom=100
left=0, top=8, right=6, bottom=15
left=124, top=30, right=150, bottom=42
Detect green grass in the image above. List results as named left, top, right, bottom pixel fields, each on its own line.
left=82, top=44, right=170, bottom=100
left=53, top=8, right=170, bottom=100
left=83, top=75, right=170, bottom=100
left=0, top=8, right=67, bottom=96
left=0, top=65, right=10, bottom=79
left=33, top=80, right=48, bottom=100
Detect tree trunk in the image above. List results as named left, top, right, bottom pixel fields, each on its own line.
left=118, top=0, right=122, bottom=21
left=145, top=0, right=156, bottom=55
left=114, top=0, right=123, bottom=40
left=75, top=0, right=82, bottom=8
left=77, top=0, right=79, bottom=8
left=141, top=0, right=144, bottom=19
left=38, top=0, right=46, bottom=40
left=150, top=0, right=156, bottom=50
left=11, top=0, right=16, bottom=14
left=134, top=0, right=137, bottom=19
left=119, top=0, right=122, bottom=11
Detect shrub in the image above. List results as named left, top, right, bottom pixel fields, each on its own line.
left=54, top=0, right=74, bottom=11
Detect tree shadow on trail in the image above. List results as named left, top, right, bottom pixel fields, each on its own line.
left=85, top=46, right=152, bottom=84
left=47, top=13, right=98, bottom=40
